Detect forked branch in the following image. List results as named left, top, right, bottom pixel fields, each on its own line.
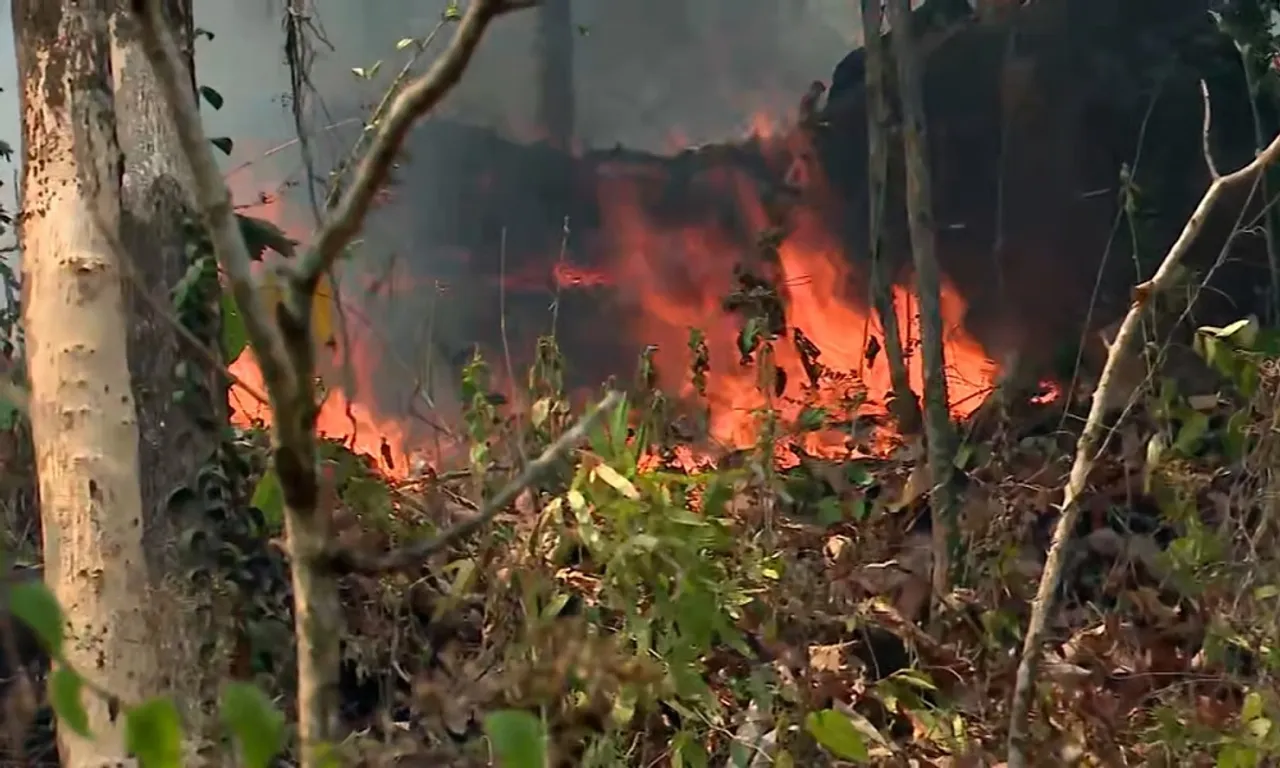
left=1005, top=131, right=1280, bottom=767
left=131, top=0, right=537, bottom=762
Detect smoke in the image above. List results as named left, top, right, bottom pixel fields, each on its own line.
left=196, top=0, right=865, bottom=428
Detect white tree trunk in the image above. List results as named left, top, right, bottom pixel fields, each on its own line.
left=15, top=0, right=163, bottom=764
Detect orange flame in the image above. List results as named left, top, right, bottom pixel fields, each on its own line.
left=224, top=115, right=1003, bottom=477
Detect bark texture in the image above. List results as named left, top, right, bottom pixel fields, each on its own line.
left=13, top=0, right=161, bottom=764
left=886, top=0, right=959, bottom=601
left=110, top=0, right=232, bottom=753
left=861, top=0, right=920, bottom=434
left=534, top=0, right=575, bottom=150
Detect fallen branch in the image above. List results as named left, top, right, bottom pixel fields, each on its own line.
left=131, top=0, right=535, bottom=763
left=325, top=390, right=622, bottom=574
left=1005, top=130, right=1280, bottom=768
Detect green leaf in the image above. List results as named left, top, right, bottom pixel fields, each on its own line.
left=816, top=497, right=844, bottom=527
left=1217, top=742, right=1260, bottom=768
left=670, top=731, right=708, bottom=768
left=219, top=682, right=285, bottom=768
left=219, top=291, right=248, bottom=364
left=236, top=213, right=297, bottom=260
left=396, top=37, right=416, bottom=50
left=1173, top=411, right=1210, bottom=454
left=49, top=666, right=90, bottom=737
left=210, top=136, right=234, bottom=155
left=251, top=468, right=285, bottom=529
left=125, top=698, right=184, bottom=768
left=797, top=406, right=827, bottom=432
left=9, top=579, right=65, bottom=657
left=483, top=709, right=547, bottom=768
left=198, top=85, right=224, bottom=110
left=805, top=709, right=870, bottom=762
left=1242, top=690, right=1265, bottom=723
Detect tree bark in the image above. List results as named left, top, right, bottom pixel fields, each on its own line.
left=861, top=0, right=920, bottom=434
left=886, top=0, right=959, bottom=602
left=13, top=0, right=163, bottom=764
left=534, top=0, right=575, bottom=150
left=110, top=0, right=233, bottom=756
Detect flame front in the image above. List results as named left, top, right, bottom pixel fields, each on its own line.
left=224, top=117, right=1003, bottom=475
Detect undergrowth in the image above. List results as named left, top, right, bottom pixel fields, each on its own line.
left=185, top=313, right=1280, bottom=766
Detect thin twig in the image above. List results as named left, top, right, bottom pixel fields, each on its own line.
left=324, top=390, right=620, bottom=574
left=1006, top=130, right=1280, bottom=768
left=1201, top=79, right=1220, bottom=181
left=498, top=227, right=528, bottom=466
left=295, top=0, right=538, bottom=293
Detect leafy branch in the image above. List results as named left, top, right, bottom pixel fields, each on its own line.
left=129, top=0, right=538, bottom=762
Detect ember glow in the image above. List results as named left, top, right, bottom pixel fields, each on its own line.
left=224, top=113, right=1005, bottom=476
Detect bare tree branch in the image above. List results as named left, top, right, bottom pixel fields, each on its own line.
left=130, top=0, right=537, bottom=761
left=295, top=0, right=536, bottom=294
left=1006, top=130, right=1280, bottom=768
left=886, top=0, right=958, bottom=607
left=130, top=0, right=295, bottom=409
left=326, top=390, right=622, bottom=575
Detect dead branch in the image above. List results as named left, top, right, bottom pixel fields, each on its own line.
left=296, top=0, right=537, bottom=294
left=325, top=390, right=621, bottom=575
left=131, top=0, right=535, bottom=762
left=860, top=0, right=920, bottom=433
left=886, top=0, right=958, bottom=606
left=1005, top=131, right=1280, bottom=768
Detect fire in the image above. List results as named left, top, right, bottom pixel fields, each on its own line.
left=594, top=126, right=998, bottom=462
left=224, top=166, right=425, bottom=479
left=223, top=112, right=1004, bottom=478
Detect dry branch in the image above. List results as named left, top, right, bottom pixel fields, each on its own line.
left=861, top=0, right=920, bottom=433
left=326, top=390, right=621, bottom=574
left=886, top=0, right=958, bottom=605
left=131, top=0, right=536, bottom=762
left=1005, top=131, right=1280, bottom=768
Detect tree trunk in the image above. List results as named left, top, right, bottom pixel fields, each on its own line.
left=886, top=0, right=960, bottom=603
left=534, top=0, right=575, bottom=150
left=861, top=0, right=920, bottom=434
left=14, top=0, right=164, bottom=764
left=110, top=0, right=234, bottom=756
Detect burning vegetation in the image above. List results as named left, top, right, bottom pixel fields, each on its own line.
left=13, top=0, right=1280, bottom=766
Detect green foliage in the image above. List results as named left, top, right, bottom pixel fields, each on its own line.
left=250, top=466, right=285, bottom=530
left=220, top=290, right=248, bottom=363
left=804, top=709, right=870, bottom=763
left=536, top=395, right=771, bottom=725
left=219, top=682, right=286, bottom=768
left=125, top=698, right=185, bottom=768
left=199, top=85, right=224, bottom=110
left=483, top=709, right=549, bottom=768
left=49, top=666, right=90, bottom=737
left=237, top=214, right=297, bottom=261
left=8, top=577, right=64, bottom=657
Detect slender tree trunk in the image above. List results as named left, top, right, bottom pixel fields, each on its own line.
left=861, top=0, right=920, bottom=433
left=14, top=0, right=163, bottom=764
left=886, top=0, right=959, bottom=602
left=110, top=0, right=234, bottom=756
left=534, top=0, right=575, bottom=149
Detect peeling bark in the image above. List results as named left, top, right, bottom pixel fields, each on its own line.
left=110, top=0, right=232, bottom=755
left=13, top=0, right=163, bottom=764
